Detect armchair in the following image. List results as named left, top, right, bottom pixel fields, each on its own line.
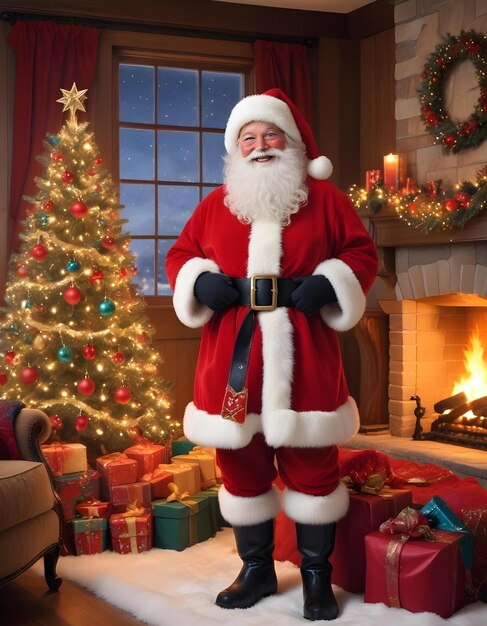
left=0, top=403, right=63, bottom=591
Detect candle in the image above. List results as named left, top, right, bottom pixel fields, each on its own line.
left=383, top=153, right=406, bottom=190
left=365, top=169, right=381, bottom=192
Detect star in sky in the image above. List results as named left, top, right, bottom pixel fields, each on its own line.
left=56, top=83, right=88, bottom=118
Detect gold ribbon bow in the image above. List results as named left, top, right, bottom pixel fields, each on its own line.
left=166, top=482, right=198, bottom=511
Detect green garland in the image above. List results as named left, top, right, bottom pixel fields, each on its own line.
left=418, top=29, right=487, bottom=153
left=349, top=168, right=487, bottom=233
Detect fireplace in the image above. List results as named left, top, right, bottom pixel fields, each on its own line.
left=367, top=208, right=487, bottom=449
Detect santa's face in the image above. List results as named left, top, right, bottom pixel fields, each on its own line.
left=238, top=121, right=286, bottom=161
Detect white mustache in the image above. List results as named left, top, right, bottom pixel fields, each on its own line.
left=245, top=148, right=282, bottom=162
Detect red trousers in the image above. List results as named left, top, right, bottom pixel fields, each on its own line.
left=216, top=433, right=340, bottom=498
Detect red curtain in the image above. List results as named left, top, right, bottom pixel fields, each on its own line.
left=7, top=21, right=100, bottom=252
left=254, top=40, right=312, bottom=122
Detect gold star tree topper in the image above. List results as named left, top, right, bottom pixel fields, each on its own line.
left=56, top=83, right=88, bottom=120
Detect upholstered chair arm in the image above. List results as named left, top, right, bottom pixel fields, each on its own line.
left=13, top=408, right=52, bottom=462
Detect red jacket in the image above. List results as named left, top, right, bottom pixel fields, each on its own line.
left=165, top=178, right=378, bottom=450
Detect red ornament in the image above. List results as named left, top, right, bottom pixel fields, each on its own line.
left=425, top=113, right=439, bottom=126
left=17, top=265, right=28, bottom=278
left=31, top=243, right=48, bottom=261
left=109, top=211, right=120, bottom=221
left=137, top=331, right=149, bottom=345
left=112, top=351, right=125, bottom=365
left=70, top=200, right=89, bottom=218
left=20, top=366, right=39, bottom=385
left=114, top=386, right=132, bottom=404
left=94, top=156, right=104, bottom=166
left=4, top=350, right=16, bottom=364
left=120, top=267, right=129, bottom=279
left=0, top=371, right=7, bottom=385
left=101, top=236, right=116, bottom=250
left=89, top=268, right=104, bottom=284
left=42, top=199, right=55, bottom=212
left=75, top=414, right=89, bottom=432
left=64, top=286, right=82, bottom=305
left=51, top=151, right=65, bottom=163
left=444, top=133, right=457, bottom=149
left=454, top=191, right=471, bottom=208
left=444, top=198, right=459, bottom=213
left=77, top=377, right=95, bottom=396
left=50, top=415, right=63, bottom=430
left=62, top=170, right=75, bottom=184
left=82, top=344, right=96, bottom=360
left=87, top=167, right=96, bottom=177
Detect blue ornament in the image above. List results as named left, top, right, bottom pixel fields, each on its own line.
left=9, top=324, right=19, bottom=335
left=23, top=334, right=33, bottom=345
left=66, top=259, right=81, bottom=273
left=49, top=136, right=60, bottom=146
left=57, top=346, right=73, bottom=363
left=38, top=213, right=49, bottom=229
left=98, top=298, right=115, bottom=317
left=21, top=299, right=32, bottom=309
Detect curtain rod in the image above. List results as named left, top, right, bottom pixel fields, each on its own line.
left=0, top=11, right=318, bottom=48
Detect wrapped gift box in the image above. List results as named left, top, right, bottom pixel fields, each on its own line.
left=329, top=489, right=413, bottom=593
left=171, top=437, right=196, bottom=456
left=141, top=467, right=174, bottom=500
left=172, top=451, right=217, bottom=489
left=96, top=452, right=138, bottom=499
left=124, top=441, right=165, bottom=480
left=109, top=481, right=152, bottom=513
left=75, top=498, right=110, bottom=519
left=109, top=509, right=153, bottom=554
left=463, top=508, right=487, bottom=601
left=157, top=463, right=198, bottom=496
left=53, top=469, right=101, bottom=521
left=152, top=493, right=211, bottom=551
left=364, top=529, right=469, bottom=618
left=167, top=461, right=201, bottom=494
left=72, top=517, right=108, bottom=555
left=42, top=442, right=87, bottom=477
left=198, top=486, right=223, bottom=534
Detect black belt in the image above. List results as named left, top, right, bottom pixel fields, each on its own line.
left=221, top=275, right=302, bottom=424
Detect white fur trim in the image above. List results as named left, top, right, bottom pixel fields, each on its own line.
left=247, top=218, right=283, bottom=276
left=225, top=94, right=302, bottom=154
left=183, top=402, right=261, bottom=450
left=172, top=257, right=220, bottom=328
left=307, top=156, right=333, bottom=180
left=313, top=258, right=366, bottom=331
left=283, top=482, right=349, bottom=524
left=262, top=396, right=360, bottom=449
left=218, top=484, right=282, bottom=526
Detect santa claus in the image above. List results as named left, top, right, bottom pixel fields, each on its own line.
left=165, top=88, right=378, bottom=621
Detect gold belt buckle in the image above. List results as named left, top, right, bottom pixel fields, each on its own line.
left=250, top=275, right=278, bottom=311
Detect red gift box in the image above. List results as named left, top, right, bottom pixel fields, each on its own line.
left=75, top=498, right=110, bottom=519
left=96, top=452, right=137, bottom=499
left=331, top=489, right=413, bottom=592
left=141, top=467, right=174, bottom=499
left=109, top=481, right=152, bottom=513
left=53, top=469, right=101, bottom=521
left=124, top=441, right=165, bottom=480
left=73, top=517, right=108, bottom=555
left=364, top=529, right=469, bottom=618
left=42, top=442, right=87, bottom=476
left=109, top=507, right=153, bottom=554
left=462, top=508, right=487, bottom=601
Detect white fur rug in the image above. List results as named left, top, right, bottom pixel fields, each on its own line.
left=33, top=529, right=485, bottom=626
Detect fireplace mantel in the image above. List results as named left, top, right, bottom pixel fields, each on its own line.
left=369, top=206, right=487, bottom=248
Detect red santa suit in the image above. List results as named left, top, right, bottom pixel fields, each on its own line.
left=165, top=176, right=378, bottom=526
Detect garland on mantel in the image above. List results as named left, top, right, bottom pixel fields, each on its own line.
left=348, top=167, right=487, bottom=233
left=418, top=29, right=487, bottom=153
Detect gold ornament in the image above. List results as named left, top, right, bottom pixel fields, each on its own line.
left=33, top=334, right=48, bottom=350
left=56, top=83, right=88, bottom=120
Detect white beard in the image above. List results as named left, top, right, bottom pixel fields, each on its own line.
left=223, top=144, right=309, bottom=225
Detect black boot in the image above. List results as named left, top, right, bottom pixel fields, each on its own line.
left=296, top=522, right=338, bottom=621
left=215, top=520, right=278, bottom=609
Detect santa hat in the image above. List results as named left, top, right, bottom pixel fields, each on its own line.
left=224, top=88, right=333, bottom=180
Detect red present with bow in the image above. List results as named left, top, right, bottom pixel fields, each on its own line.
left=124, top=439, right=166, bottom=480
left=109, top=503, right=153, bottom=554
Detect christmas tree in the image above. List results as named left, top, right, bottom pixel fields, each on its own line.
left=0, top=84, right=182, bottom=458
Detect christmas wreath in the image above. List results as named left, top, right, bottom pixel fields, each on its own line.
left=418, top=29, right=487, bottom=153
left=349, top=167, right=487, bottom=233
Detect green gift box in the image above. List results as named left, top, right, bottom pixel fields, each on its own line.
left=199, top=487, right=224, bottom=533
left=152, top=494, right=211, bottom=551
left=171, top=438, right=196, bottom=456
left=72, top=517, right=108, bottom=555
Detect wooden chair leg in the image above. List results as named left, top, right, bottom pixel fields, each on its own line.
left=44, top=544, right=62, bottom=592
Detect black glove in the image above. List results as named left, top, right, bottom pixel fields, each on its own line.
left=194, top=272, right=239, bottom=312
left=291, top=275, right=337, bottom=317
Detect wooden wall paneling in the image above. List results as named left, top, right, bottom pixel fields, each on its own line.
left=375, top=28, right=396, bottom=158
left=360, top=35, right=378, bottom=174
left=317, top=38, right=341, bottom=187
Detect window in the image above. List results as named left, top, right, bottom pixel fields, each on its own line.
left=117, top=60, right=244, bottom=296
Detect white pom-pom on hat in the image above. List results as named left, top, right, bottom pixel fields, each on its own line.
left=224, top=87, right=333, bottom=180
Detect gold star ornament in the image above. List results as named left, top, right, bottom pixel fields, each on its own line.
left=56, top=83, right=88, bottom=119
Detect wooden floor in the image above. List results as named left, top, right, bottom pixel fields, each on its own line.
left=0, top=569, right=146, bottom=626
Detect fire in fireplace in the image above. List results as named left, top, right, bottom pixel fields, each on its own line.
left=425, top=329, right=487, bottom=450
